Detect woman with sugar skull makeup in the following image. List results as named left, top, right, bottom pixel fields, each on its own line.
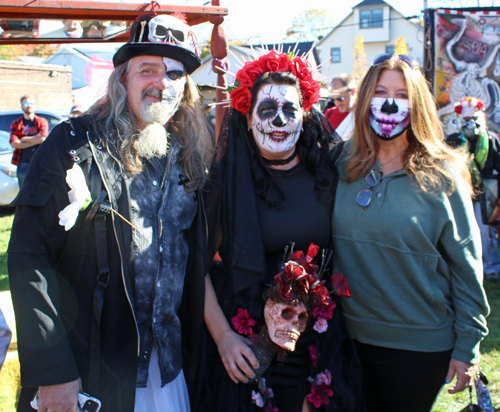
left=445, top=97, right=500, bottom=283
left=201, top=50, right=363, bottom=412
left=330, top=54, right=489, bottom=412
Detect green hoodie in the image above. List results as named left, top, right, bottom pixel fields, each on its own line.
left=332, top=145, right=489, bottom=363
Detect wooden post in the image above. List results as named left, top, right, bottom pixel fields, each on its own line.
left=210, top=0, right=229, bottom=142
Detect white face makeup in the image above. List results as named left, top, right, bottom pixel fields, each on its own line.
left=459, top=107, right=486, bottom=137
left=368, top=97, right=411, bottom=141
left=249, top=84, right=303, bottom=155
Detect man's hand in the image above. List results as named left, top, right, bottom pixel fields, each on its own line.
left=445, top=359, right=476, bottom=394
left=38, top=377, right=81, bottom=412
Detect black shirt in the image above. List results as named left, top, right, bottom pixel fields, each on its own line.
left=19, top=118, right=41, bottom=164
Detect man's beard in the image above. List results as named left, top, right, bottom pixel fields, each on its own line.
left=140, top=88, right=180, bottom=125
left=135, top=89, right=181, bottom=159
left=136, top=122, right=169, bottom=159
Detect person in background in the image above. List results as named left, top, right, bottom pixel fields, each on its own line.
left=325, top=73, right=356, bottom=140
left=331, top=54, right=489, bottom=412
left=9, top=95, right=48, bottom=188
left=445, top=96, right=500, bottom=282
left=8, top=13, right=212, bottom=412
left=69, top=104, right=84, bottom=118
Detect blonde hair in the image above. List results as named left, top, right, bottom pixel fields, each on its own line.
left=88, top=62, right=214, bottom=192
left=345, top=56, right=472, bottom=195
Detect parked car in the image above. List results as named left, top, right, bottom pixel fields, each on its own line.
left=0, top=130, right=18, bottom=206
left=0, top=110, right=65, bottom=133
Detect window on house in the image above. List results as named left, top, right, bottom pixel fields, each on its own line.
left=386, top=45, right=395, bottom=55
left=331, top=47, right=341, bottom=63
left=360, top=9, right=383, bottom=28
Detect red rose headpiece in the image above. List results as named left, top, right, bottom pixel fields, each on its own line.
left=230, top=50, right=321, bottom=115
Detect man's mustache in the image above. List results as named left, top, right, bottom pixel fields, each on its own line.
left=142, top=88, right=178, bottom=104
left=142, top=88, right=162, bottom=100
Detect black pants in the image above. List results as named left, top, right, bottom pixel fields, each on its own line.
left=355, top=341, right=452, bottom=412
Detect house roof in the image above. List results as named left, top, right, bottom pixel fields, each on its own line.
left=317, top=0, right=420, bottom=48
left=353, top=0, right=388, bottom=8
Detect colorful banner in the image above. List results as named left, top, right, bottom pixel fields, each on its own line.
left=433, top=9, right=500, bottom=134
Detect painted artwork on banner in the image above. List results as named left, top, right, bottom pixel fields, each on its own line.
left=434, top=9, right=500, bottom=135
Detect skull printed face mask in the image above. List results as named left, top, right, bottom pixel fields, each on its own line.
left=249, top=84, right=303, bottom=155
left=264, top=300, right=308, bottom=351
left=368, top=97, right=411, bottom=141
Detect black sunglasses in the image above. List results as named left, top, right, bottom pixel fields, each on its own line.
left=332, top=96, right=345, bottom=102
left=356, top=170, right=383, bottom=209
left=372, top=54, right=419, bottom=70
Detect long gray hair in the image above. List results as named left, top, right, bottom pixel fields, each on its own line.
left=87, top=62, right=214, bottom=192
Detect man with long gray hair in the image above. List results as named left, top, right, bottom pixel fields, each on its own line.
left=8, top=13, right=213, bottom=412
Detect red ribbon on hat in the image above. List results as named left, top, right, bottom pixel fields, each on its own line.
left=151, top=1, right=161, bottom=16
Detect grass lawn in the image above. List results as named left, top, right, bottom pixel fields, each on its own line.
left=0, top=213, right=498, bottom=410
left=0, top=213, right=13, bottom=292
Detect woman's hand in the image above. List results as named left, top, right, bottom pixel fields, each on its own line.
left=445, top=359, right=476, bottom=393
left=215, top=329, right=259, bottom=384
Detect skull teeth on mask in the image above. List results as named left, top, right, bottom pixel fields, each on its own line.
left=264, top=301, right=308, bottom=351
left=148, top=15, right=190, bottom=48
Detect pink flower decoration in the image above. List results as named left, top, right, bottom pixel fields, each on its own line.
left=313, top=300, right=336, bottom=320
left=316, top=369, right=332, bottom=386
left=232, top=308, right=256, bottom=336
left=251, top=390, right=264, bottom=407
left=309, top=343, right=318, bottom=368
left=307, top=383, right=334, bottom=408
left=313, top=318, right=328, bottom=333
left=265, top=403, right=279, bottom=412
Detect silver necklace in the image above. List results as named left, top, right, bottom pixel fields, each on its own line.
left=379, top=147, right=405, bottom=166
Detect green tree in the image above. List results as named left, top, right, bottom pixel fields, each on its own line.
left=352, top=35, right=368, bottom=85
left=285, top=8, right=334, bottom=42
left=0, top=44, right=60, bottom=61
left=394, top=36, right=409, bottom=56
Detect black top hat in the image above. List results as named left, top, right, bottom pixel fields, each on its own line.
left=113, top=14, right=201, bottom=74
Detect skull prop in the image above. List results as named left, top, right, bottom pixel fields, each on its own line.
left=148, top=15, right=190, bottom=48
left=264, top=300, right=308, bottom=351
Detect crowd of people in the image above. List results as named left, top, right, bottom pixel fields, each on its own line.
left=4, top=12, right=493, bottom=412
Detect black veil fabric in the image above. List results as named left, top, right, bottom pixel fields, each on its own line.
left=201, top=108, right=364, bottom=412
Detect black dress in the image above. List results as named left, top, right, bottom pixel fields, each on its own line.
left=201, top=110, right=364, bottom=412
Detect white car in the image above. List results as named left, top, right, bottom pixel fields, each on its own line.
left=0, top=131, right=19, bottom=206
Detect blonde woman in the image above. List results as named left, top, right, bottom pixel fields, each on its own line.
left=331, top=54, right=489, bottom=412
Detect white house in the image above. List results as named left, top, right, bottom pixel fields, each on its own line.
left=317, top=0, right=423, bottom=80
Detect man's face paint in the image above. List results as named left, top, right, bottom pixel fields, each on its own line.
left=129, top=56, right=186, bottom=126
left=368, top=97, right=411, bottom=141
left=459, top=107, right=485, bottom=138
left=250, top=84, right=303, bottom=154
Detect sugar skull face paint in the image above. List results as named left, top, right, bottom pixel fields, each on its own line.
left=250, top=84, right=303, bottom=155
left=459, top=106, right=486, bottom=138
left=369, top=97, right=411, bottom=141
